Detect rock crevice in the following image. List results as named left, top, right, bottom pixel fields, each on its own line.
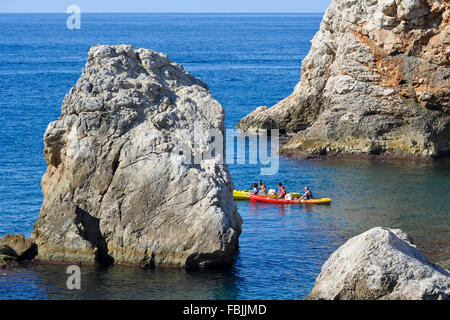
left=306, top=227, right=450, bottom=300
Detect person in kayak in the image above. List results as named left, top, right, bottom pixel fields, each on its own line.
left=299, top=187, right=313, bottom=200
left=251, top=183, right=259, bottom=195
left=258, top=180, right=267, bottom=194
left=277, top=182, right=286, bottom=199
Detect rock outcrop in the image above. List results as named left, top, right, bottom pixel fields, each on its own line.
left=306, top=227, right=450, bottom=300
left=238, top=0, right=450, bottom=158
left=32, top=45, right=242, bottom=268
left=0, top=234, right=37, bottom=262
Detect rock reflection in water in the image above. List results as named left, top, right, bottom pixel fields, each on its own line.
left=0, top=263, right=239, bottom=300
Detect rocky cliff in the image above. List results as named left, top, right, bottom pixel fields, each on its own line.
left=238, top=0, right=450, bottom=158
left=306, top=227, right=450, bottom=300
left=32, top=45, right=242, bottom=268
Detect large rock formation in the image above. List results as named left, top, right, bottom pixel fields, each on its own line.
left=306, top=227, right=450, bottom=300
left=238, top=0, right=450, bottom=158
left=32, top=45, right=242, bottom=268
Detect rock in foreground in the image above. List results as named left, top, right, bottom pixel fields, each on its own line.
left=32, top=45, right=242, bottom=268
left=0, top=234, right=37, bottom=262
left=306, top=227, right=450, bottom=300
left=238, top=0, right=450, bottom=158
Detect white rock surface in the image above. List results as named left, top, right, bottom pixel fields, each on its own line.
left=307, top=227, right=450, bottom=300
left=238, top=0, right=450, bottom=159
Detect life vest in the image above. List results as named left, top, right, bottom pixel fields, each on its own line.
left=305, top=191, right=313, bottom=200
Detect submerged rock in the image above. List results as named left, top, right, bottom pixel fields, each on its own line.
left=0, top=234, right=37, bottom=261
left=238, top=0, right=450, bottom=158
left=32, top=45, right=242, bottom=268
left=306, top=227, right=450, bottom=300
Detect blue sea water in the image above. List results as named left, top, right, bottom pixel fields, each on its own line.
left=0, top=13, right=449, bottom=300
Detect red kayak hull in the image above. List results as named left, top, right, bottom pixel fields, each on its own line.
left=249, top=194, right=332, bottom=205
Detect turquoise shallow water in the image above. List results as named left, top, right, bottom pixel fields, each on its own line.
left=0, top=13, right=449, bottom=300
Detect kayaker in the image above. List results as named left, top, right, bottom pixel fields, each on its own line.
left=258, top=180, right=267, bottom=194
left=277, top=182, right=286, bottom=199
left=251, top=183, right=259, bottom=195
left=299, top=187, right=313, bottom=200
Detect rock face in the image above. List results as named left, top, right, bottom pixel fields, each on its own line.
left=32, top=45, right=242, bottom=268
left=306, top=227, right=450, bottom=300
left=238, top=0, right=450, bottom=158
left=0, top=234, right=36, bottom=261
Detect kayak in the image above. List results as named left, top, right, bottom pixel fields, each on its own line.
left=233, top=190, right=252, bottom=200
left=249, top=194, right=332, bottom=205
left=233, top=190, right=302, bottom=201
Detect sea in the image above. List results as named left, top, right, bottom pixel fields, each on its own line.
left=0, top=13, right=449, bottom=300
